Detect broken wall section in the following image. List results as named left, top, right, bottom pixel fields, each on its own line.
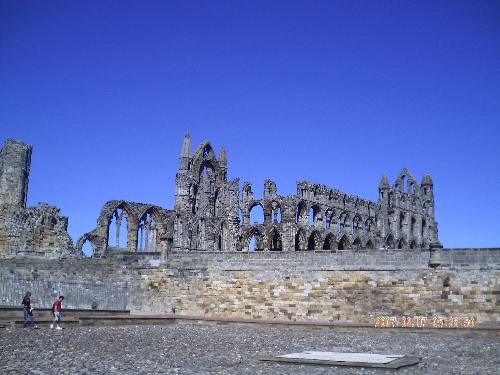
left=0, top=139, right=80, bottom=259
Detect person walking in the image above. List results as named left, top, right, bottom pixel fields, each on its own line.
left=22, top=291, right=38, bottom=328
left=50, top=295, right=64, bottom=330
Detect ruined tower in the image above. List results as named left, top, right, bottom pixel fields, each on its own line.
left=0, top=139, right=78, bottom=259
left=375, top=168, right=438, bottom=249
left=0, top=139, right=32, bottom=208
left=173, top=136, right=239, bottom=251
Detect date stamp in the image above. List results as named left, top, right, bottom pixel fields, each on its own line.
left=374, top=315, right=476, bottom=328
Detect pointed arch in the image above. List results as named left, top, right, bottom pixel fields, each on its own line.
left=107, top=207, right=129, bottom=249
left=307, top=230, right=322, bottom=250
left=76, top=232, right=98, bottom=257
left=100, top=201, right=136, bottom=251
left=409, top=239, right=417, bottom=249
left=365, top=239, right=375, bottom=249
left=191, top=141, right=224, bottom=185
left=137, top=207, right=161, bottom=252
left=295, top=228, right=307, bottom=251
left=323, top=233, right=337, bottom=251
left=137, top=205, right=163, bottom=226
left=386, top=234, right=395, bottom=249
left=352, top=237, right=362, bottom=250
left=338, top=234, right=350, bottom=250
left=268, top=227, right=282, bottom=251
left=249, top=202, right=264, bottom=224
left=194, top=141, right=216, bottom=160
left=394, top=168, right=417, bottom=194
left=246, top=227, right=264, bottom=252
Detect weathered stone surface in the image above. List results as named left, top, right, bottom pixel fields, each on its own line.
left=0, top=140, right=80, bottom=259
left=1, top=249, right=498, bottom=323
left=79, top=135, right=440, bottom=256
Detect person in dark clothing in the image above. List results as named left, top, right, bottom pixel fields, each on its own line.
left=22, top=291, right=37, bottom=328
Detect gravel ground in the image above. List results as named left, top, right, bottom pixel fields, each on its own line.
left=0, top=324, right=498, bottom=375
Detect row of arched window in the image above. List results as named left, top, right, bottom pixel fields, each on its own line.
left=106, top=208, right=158, bottom=251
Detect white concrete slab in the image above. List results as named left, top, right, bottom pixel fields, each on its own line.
left=278, top=351, right=404, bottom=364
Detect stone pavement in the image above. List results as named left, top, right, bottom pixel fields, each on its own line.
left=0, top=324, right=498, bottom=374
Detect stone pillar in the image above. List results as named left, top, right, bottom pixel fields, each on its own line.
left=0, top=139, right=32, bottom=207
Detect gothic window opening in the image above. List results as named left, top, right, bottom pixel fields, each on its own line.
left=271, top=203, right=282, bottom=224
left=190, top=185, right=198, bottom=214
left=202, top=145, right=210, bottom=159
left=249, top=204, right=264, bottom=224
left=352, top=237, right=362, bottom=250
left=218, top=223, right=223, bottom=251
left=324, top=211, right=333, bottom=229
left=338, top=235, right=349, bottom=250
left=400, top=176, right=407, bottom=192
left=323, top=234, right=337, bottom=251
left=339, top=212, right=349, bottom=233
left=295, top=229, right=306, bottom=250
left=307, top=232, right=319, bottom=250
left=247, top=231, right=263, bottom=251
left=352, top=215, right=362, bottom=236
left=137, top=211, right=157, bottom=252
left=296, top=201, right=308, bottom=225
left=200, top=162, right=215, bottom=177
left=399, top=212, right=405, bottom=233
left=270, top=230, right=282, bottom=251
left=308, top=205, right=321, bottom=226
left=82, top=240, right=93, bottom=257
left=108, top=208, right=128, bottom=249
left=386, top=234, right=395, bottom=249
left=421, top=218, right=426, bottom=237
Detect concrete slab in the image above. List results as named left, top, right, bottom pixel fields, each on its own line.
left=279, top=351, right=404, bottom=364
left=260, top=351, right=421, bottom=369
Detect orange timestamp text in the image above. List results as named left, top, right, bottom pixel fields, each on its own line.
left=374, top=315, right=476, bottom=328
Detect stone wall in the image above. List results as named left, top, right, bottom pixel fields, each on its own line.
left=0, top=258, right=135, bottom=310
left=138, top=248, right=499, bottom=325
left=0, top=249, right=498, bottom=325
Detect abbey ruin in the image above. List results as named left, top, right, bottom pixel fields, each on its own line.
left=0, top=136, right=498, bottom=325
left=0, top=135, right=441, bottom=258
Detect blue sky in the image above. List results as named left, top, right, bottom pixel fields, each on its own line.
left=1, top=1, right=499, bottom=249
